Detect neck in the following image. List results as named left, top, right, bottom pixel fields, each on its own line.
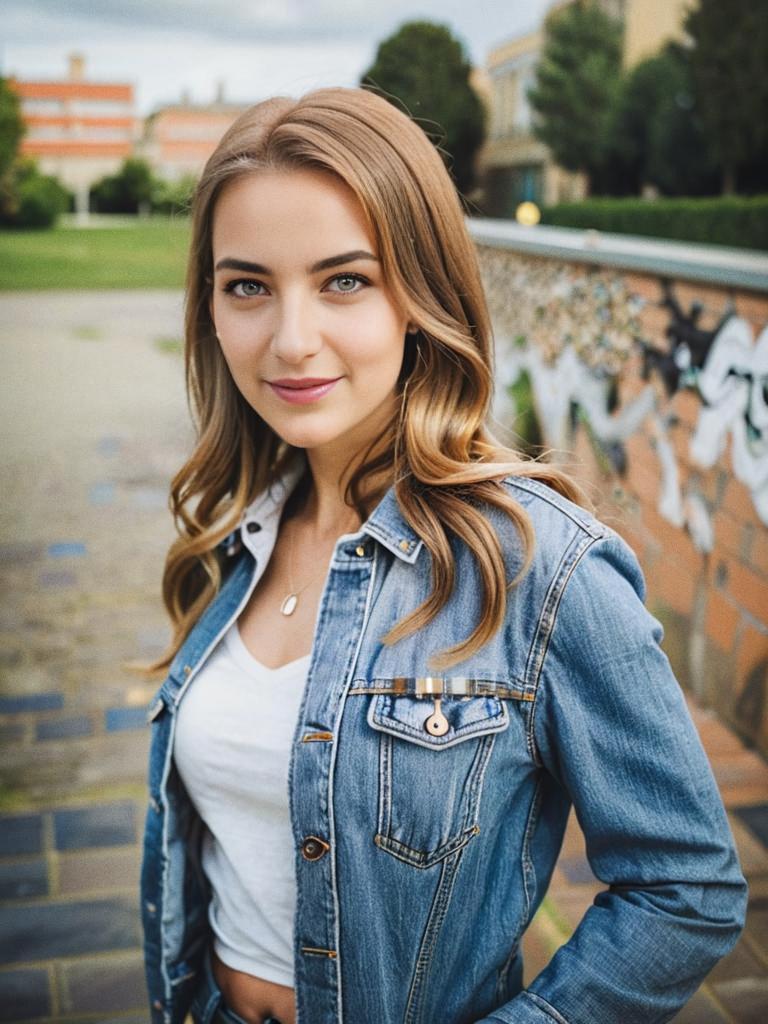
left=288, top=449, right=392, bottom=540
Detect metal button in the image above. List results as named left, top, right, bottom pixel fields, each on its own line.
left=398, top=539, right=410, bottom=552
left=183, top=665, right=191, bottom=676
left=301, top=835, right=330, bottom=861
left=355, top=545, right=366, bottom=556
left=246, top=521, right=262, bottom=533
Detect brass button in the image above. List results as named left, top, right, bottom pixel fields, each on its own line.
left=301, top=835, right=330, bottom=861
left=398, top=539, right=410, bottom=552
left=355, top=545, right=366, bottom=556
left=183, top=665, right=191, bottom=676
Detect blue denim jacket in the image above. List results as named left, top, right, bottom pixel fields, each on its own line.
left=141, top=455, right=746, bottom=1024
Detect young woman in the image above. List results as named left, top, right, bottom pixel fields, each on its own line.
left=140, top=87, right=746, bottom=1024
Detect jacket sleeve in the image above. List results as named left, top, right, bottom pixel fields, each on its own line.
left=478, top=529, right=747, bottom=1024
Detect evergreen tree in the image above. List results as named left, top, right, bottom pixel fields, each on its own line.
left=91, top=158, right=155, bottom=214
left=360, top=20, right=486, bottom=196
left=0, top=76, right=25, bottom=208
left=527, top=0, right=623, bottom=195
left=608, top=43, right=719, bottom=197
left=685, top=0, right=768, bottom=194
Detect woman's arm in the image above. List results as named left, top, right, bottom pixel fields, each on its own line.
left=479, top=531, right=747, bottom=1024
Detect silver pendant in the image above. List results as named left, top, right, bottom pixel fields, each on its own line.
left=280, top=593, right=298, bottom=616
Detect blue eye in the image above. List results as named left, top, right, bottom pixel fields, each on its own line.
left=224, top=279, right=265, bottom=297
left=327, top=273, right=368, bottom=294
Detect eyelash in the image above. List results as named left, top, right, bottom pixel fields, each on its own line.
left=222, top=272, right=370, bottom=298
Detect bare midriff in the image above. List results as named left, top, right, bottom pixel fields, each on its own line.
left=212, top=949, right=297, bottom=1024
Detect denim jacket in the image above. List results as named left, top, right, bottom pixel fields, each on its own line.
left=141, top=454, right=746, bottom=1024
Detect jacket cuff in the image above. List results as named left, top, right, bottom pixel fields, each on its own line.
left=476, top=990, right=570, bottom=1024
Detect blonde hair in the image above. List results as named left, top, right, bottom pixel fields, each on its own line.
left=150, top=86, right=590, bottom=676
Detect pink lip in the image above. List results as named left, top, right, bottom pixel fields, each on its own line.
left=267, top=377, right=342, bottom=404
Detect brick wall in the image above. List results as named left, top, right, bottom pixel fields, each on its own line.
left=476, top=242, right=768, bottom=757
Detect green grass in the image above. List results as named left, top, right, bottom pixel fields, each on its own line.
left=0, top=217, right=191, bottom=290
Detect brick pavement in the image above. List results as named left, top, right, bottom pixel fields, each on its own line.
left=1, top=291, right=766, bottom=1022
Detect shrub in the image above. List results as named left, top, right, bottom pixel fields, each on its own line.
left=0, top=159, right=69, bottom=228
left=151, top=173, right=197, bottom=215
left=540, top=195, right=768, bottom=251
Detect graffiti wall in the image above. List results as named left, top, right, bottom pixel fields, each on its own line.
left=477, top=244, right=768, bottom=757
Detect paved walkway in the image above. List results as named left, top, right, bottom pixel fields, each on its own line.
left=0, top=291, right=766, bottom=1022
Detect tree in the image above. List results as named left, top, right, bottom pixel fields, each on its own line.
left=527, top=0, right=623, bottom=195
left=90, top=157, right=155, bottom=213
left=685, top=0, right=768, bottom=195
left=607, top=43, right=719, bottom=197
left=360, top=21, right=486, bottom=196
left=0, top=76, right=25, bottom=216
left=0, top=159, right=70, bottom=229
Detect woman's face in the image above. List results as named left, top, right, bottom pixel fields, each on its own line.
left=210, top=167, right=410, bottom=460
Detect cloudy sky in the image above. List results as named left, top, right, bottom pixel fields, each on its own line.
left=3, top=0, right=555, bottom=114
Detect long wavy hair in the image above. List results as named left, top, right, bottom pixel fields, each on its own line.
left=148, top=86, right=590, bottom=677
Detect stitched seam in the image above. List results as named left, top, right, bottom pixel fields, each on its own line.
left=327, top=546, right=379, bottom=1024
left=526, top=990, right=571, bottom=1024
left=526, top=534, right=602, bottom=765
left=520, top=779, right=543, bottom=927
left=502, top=476, right=604, bottom=538
left=465, top=733, right=497, bottom=828
left=369, top=699, right=509, bottom=748
left=404, top=849, right=466, bottom=1023
left=374, top=826, right=478, bottom=868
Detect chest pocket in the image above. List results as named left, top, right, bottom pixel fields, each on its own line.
left=366, top=689, right=510, bottom=869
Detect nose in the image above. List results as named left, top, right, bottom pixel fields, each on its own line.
left=270, top=293, right=322, bottom=364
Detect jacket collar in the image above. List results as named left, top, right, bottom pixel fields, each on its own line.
left=240, top=449, right=424, bottom=565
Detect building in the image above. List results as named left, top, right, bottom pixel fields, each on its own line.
left=8, top=54, right=138, bottom=216
left=140, top=85, right=250, bottom=182
left=479, top=0, right=688, bottom=217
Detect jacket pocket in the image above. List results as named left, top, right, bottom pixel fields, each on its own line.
left=367, top=691, right=509, bottom=868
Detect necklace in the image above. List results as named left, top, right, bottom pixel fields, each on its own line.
left=279, top=510, right=360, bottom=616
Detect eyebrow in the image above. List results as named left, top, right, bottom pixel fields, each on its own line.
left=214, top=250, right=378, bottom=275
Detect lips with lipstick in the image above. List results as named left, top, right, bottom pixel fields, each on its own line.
left=267, top=376, right=342, bottom=404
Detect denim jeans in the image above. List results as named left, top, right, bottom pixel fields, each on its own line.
left=188, top=945, right=283, bottom=1024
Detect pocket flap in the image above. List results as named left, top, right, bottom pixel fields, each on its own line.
left=367, top=693, right=509, bottom=749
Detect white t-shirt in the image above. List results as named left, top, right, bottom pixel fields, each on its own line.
left=173, top=620, right=310, bottom=987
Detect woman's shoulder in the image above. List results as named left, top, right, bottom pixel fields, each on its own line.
left=495, top=473, right=646, bottom=603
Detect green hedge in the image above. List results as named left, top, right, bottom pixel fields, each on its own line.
left=540, top=195, right=768, bottom=251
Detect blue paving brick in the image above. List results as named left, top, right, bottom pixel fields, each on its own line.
left=0, top=968, right=50, bottom=1021
left=54, top=802, right=136, bottom=851
left=0, top=858, right=48, bottom=899
left=0, top=692, right=64, bottom=714
left=0, top=897, right=139, bottom=962
left=36, top=715, right=93, bottom=741
left=105, top=707, right=148, bottom=732
left=39, top=570, right=77, bottom=588
left=0, top=815, right=42, bottom=856
left=88, top=481, right=116, bottom=506
left=47, top=541, right=87, bottom=558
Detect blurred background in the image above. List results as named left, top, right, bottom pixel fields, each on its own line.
left=1, top=1, right=767, bottom=1021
